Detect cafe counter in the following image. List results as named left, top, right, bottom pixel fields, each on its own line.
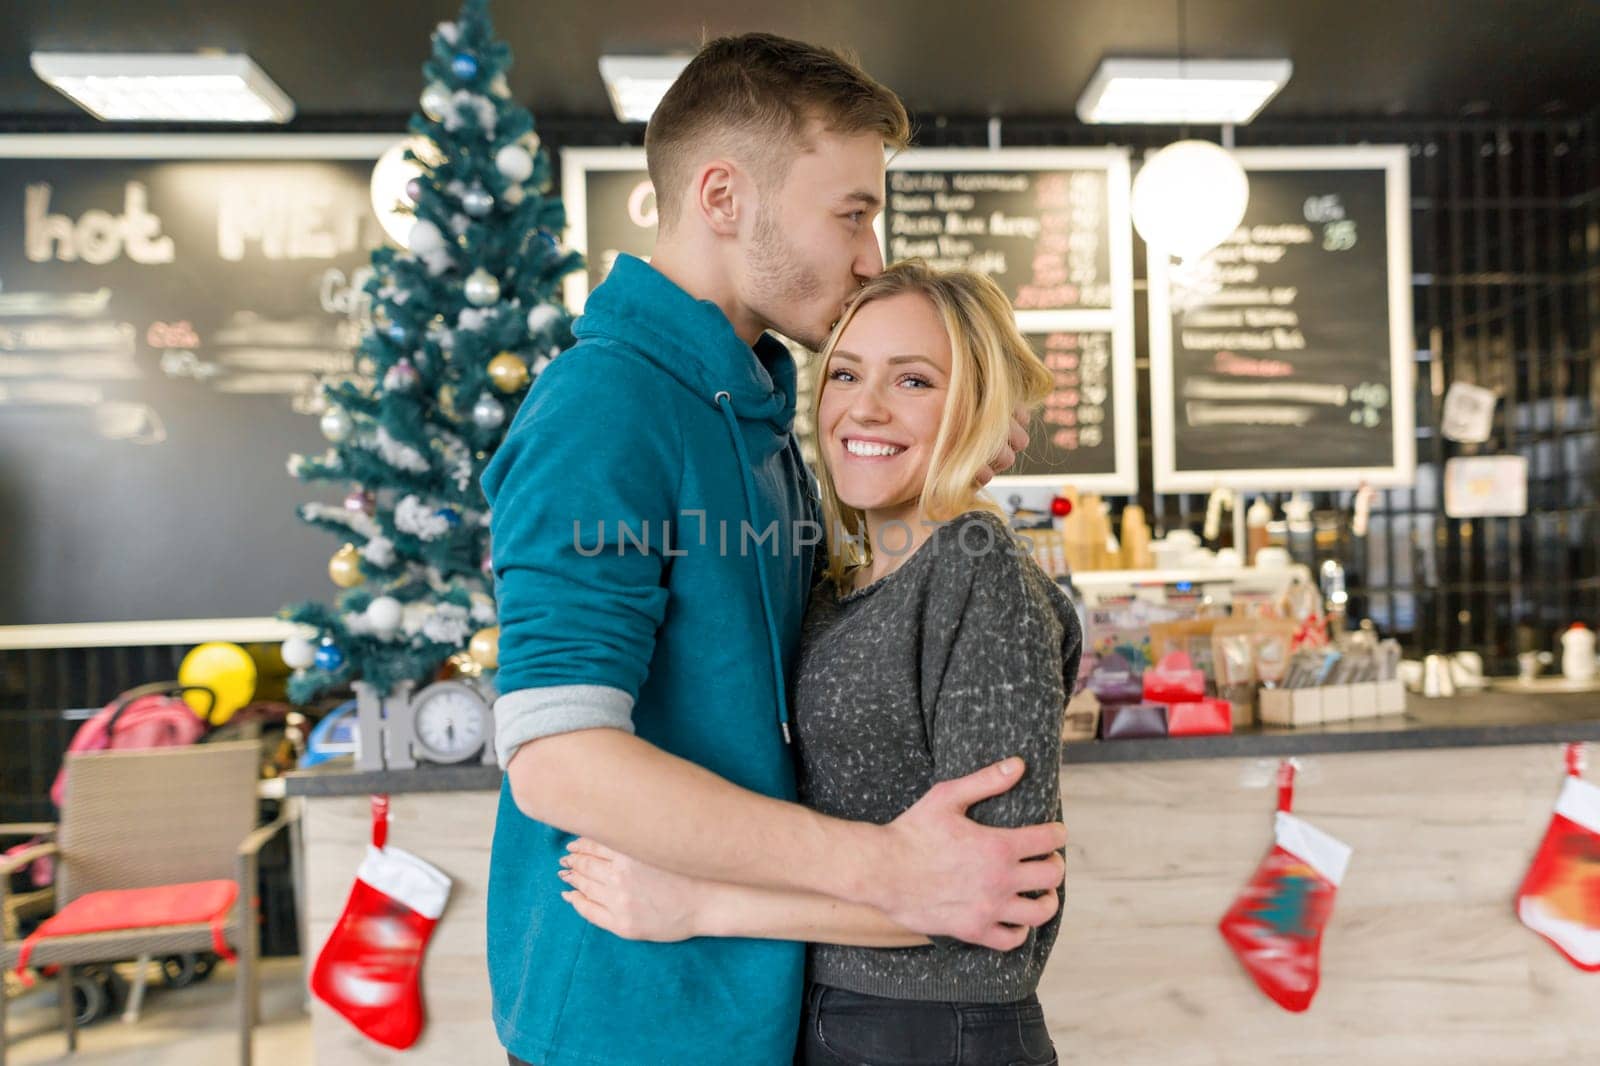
left=286, top=689, right=1600, bottom=1064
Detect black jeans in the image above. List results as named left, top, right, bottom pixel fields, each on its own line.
left=798, top=982, right=1057, bottom=1066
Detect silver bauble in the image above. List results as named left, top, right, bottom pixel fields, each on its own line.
left=464, top=268, right=501, bottom=306
left=472, top=393, right=506, bottom=430
left=462, top=186, right=493, bottom=216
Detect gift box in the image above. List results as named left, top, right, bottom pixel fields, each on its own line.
left=1167, top=697, right=1234, bottom=737
left=1085, top=652, right=1144, bottom=706
left=1099, top=702, right=1170, bottom=740
left=1143, top=651, right=1207, bottom=704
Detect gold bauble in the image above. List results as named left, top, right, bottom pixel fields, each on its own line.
left=439, top=383, right=458, bottom=416
left=329, top=544, right=365, bottom=588
left=487, top=352, right=530, bottom=393
left=469, top=626, right=501, bottom=669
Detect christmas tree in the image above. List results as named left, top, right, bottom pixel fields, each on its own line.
left=278, top=0, right=579, bottom=704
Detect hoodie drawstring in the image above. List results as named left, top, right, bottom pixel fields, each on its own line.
left=714, top=391, right=793, bottom=745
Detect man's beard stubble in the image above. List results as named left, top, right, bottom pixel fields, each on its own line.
left=745, top=207, right=830, bottom=350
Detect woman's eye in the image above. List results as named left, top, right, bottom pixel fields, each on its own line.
left=828, top=368, right=856, bottom=382
left=900, top=375, right=931, bottom=389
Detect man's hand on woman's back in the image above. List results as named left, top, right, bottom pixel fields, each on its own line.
left=868, top=757, right=1067, bottom=951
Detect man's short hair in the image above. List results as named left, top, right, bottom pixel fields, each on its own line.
left=644, top=33, right=911, bottom=231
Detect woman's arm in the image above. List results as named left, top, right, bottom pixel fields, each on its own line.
left=560, top=838, right=930, bottom=947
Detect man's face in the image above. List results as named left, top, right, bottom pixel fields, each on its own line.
left=739, top=126, right=887, bottom=350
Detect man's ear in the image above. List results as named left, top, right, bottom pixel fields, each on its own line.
left=692, top=159, right=742, bottom=237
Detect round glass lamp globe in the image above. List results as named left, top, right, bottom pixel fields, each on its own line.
left=1131, top=140, right=1250, bottom=263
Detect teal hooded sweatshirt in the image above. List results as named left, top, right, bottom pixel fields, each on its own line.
left=481, top=254, right=818, bottom=1066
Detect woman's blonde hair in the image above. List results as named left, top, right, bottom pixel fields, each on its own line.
left=810, top=260, right=1053, bottom=591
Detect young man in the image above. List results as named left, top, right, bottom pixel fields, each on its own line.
left=482, top=33, right=1064, bottom=1066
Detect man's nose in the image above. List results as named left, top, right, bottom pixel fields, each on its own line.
left=854, top=230, right=885, bottom=282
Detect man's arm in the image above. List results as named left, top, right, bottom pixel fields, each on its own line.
left=510, top=730, right=1063, bottom=951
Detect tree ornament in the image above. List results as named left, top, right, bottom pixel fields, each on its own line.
left=420, top=81, right=451, bottom=122
left=343, top=489, right=376, bottom=515
left=313, top=640, right=346, bottom=672
left=519, top=130, right=541, bottom=153
left=495, top=144, right=533, bottom=183
left=385, top=321, right=410, bottom=346
left=366, top=595, right=403, bottom=637
left=464, top=268, right=500, bottom=306
left=472, top=393, right=506, bottom=430
left=462, top=185, right=493, bottom=217
left=450, top=53, right=479, bottom=81
left=384, top=360, right=420, bottom=391
left=320, top=405, right=354, bottom=443
left=487, top=352, right=529, bottom=393
left=526, top=302, right=559, bottom=337
left=407, top=219, right=445, bottom=256
left=405, top=176, right=424, bottom=204
left=281, top=636, right=316, bottom=670
left=469, top=626, right=500, bottom=669
left=1051, top=495, right=1073, bottom=518
left=329, top=544, right=365, bottom=588
left=436, top=506, right=462, bottom=528
left=500, top=183, right=524, bottom=207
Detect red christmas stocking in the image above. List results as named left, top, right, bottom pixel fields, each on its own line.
left=1516, top=744, right=1600, bottom=970
left=311, top=797, right=451, bottom=1050
left=1219, top=761, right=1353, bottom=1012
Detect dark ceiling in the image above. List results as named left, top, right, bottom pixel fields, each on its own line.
left=2, top=1, right=1598, bottom=127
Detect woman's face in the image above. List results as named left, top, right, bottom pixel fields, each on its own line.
left=818, top=291, right=953, bottom=516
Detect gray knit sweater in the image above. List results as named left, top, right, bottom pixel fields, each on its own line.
left=793, top=509, right=1082, bottom=1003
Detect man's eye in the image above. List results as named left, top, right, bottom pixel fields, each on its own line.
left=845, top=211, right=865, bottom=224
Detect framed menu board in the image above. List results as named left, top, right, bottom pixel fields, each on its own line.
left=1147, top=146, right=1416, bottom=491
left=562, top=146, right=1138, bottom=495
left=885, top=149, right=1137, bottom=494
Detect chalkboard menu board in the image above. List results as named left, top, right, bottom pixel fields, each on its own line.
left=0, top=134, right=394, bottom=626
left=1148, top=146, right=1415, bottom=491
left=1011, top=329, right=1120, bottom=481
left=889, top=149, right=1137, bottom=493
left=562, top=147, right=1138, bottom=494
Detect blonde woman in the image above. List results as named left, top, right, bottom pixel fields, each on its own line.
left=559, top=262, right=1081, bottom=1066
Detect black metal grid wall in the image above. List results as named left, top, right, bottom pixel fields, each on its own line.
left=2, top=111, right=1597, bottom=820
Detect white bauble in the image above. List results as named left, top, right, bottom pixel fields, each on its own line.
left=464, top=268, right=501, bottom=306
left=319, top=405, right=353, bottom=442
left=420, top=81, right=451, bottom=122
left=495, top=144, right=534, bottom=183
left=407, top=218, right=446, bottom=256
left=366, top=596, right=403, bottom=636
left=280, top=636, right=316, bottom=670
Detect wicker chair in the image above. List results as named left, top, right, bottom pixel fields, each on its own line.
left=0, top=742, right=295, bottom=1066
